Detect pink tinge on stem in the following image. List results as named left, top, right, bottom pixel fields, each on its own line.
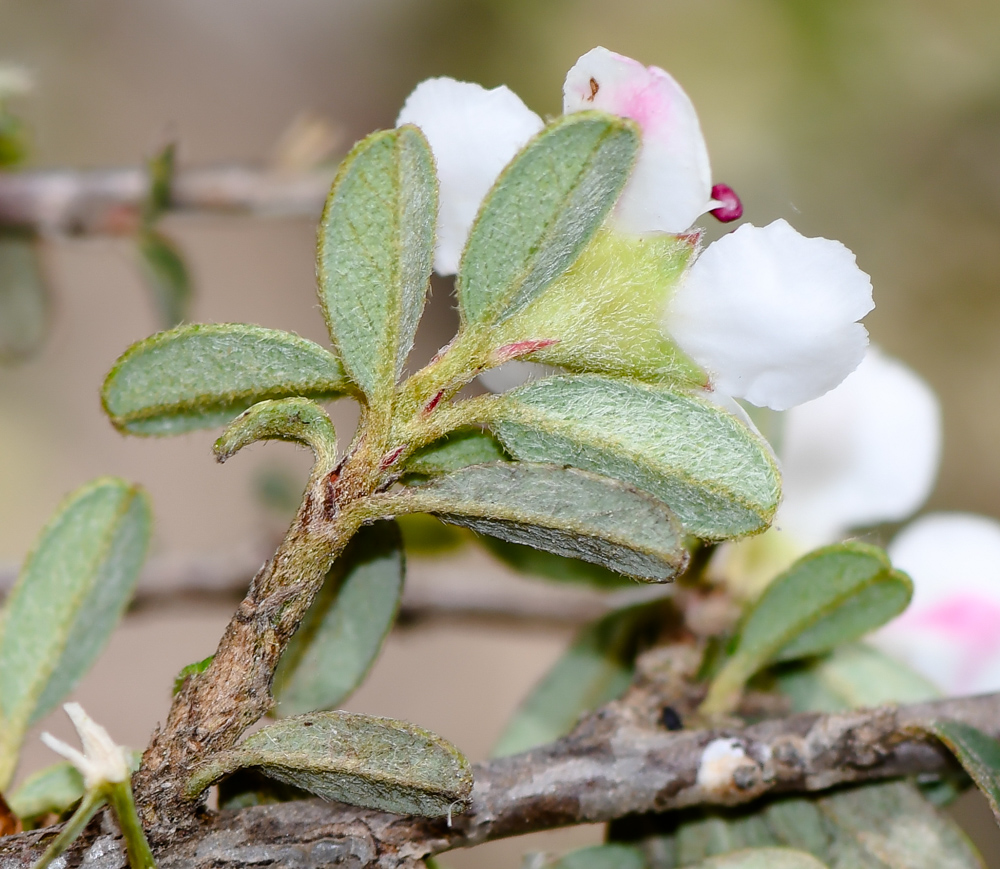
left=710, top=183, right=743, bottom=223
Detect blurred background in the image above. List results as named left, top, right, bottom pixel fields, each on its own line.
left=1, top=0, right=1000, bottom=865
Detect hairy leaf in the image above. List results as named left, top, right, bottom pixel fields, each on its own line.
left=0, top=478, right=151, bottom=789
left=492, top=376, right=780, bottom=540
left=138, top=230, right=191, bottom=328
left=317, top=126, right=435, bottom=403
left=918, top=720, right=1000, bottom=823
left=187, top=711, right=472, bottom=817
left=481, top=538, right=635, bottom=590
left=274, top=522, right=404, bottom=716
left=386, top=462, right=688, bottom=582
left=770, top=642, right=938, bottom=714
left=403, top=428, right=508, bottom=477
left=214, top=397, right=337, bottom=467
left=102, top=323, right=349, bottom=435
left=493, top=600, right=672, bottom=757
left=457, top=112, right=638, bottom=327
left=0, top=233, right=47, bottom=364
left=703, top=544, right=912, bottom=713
left=8, top=762, right=83, bottom=821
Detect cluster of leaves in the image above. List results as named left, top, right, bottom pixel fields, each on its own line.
left=12, top=105, right=999, bottom=867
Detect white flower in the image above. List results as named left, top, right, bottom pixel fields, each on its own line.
left=778, top=346, right=942, bottom=545
left=667, top=220, right=874, bottom=411
left=871, top=513, right=1000, bottom=695
left=563, top=46, right=712, bottom=234
left=396, top=78, right=543, bottom=276
left=40, top=702, right=132, bottom=790
left=398, top=50, right=873, bottom=411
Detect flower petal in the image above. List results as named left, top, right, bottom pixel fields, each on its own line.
left=666, top=219, right=874, bottom=410
left=778, top=348, right=941, bottom=545
left=397, top=77, right=543, bottom=276
left=563, top=46, right=712, bottom=234
left=871, top=513, right=1000, bottom=695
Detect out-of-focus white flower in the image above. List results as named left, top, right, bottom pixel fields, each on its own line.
left=779, top=347, right=942, bottom=545
left=396, top=78, right=543, bottom=276
left=563, top=46, right=712, bottom=234
left=667, top=220, right=874, bottom=411
left=872, top=513, right=1000, bottom=695
left=40, top=702, right=131, bottom=790
left=717, top=348, right=940, bottom=593
left=0, top=65, right=33, bottom=100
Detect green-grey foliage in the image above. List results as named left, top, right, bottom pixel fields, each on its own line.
left=317, top=126, right=435, bottom=403
left=457, top=112, right=638, bottom=327
left=274, top=522, right=404, bottom=716
left=918, top=720, right=1000, bottom=823
left=481, top=537, right=635, bottom=589
left=493, top=600, right=672, bottom=757
left=102, top=323, right=349, bottom=435
left=0, top=478, right=151, bottom=789
left=387, top=462, right=688, bottom=582
left=402, top=428, right=509, bottom=476
left=548, top=844, right=648, bottom=869
left=213, top=397, right=338, bottom=468
left=492, top=376, right=780, bottom=540
left=186, top=711, right=472, bottom=817
left=138, top=230, right=191, bottom=328
left=8, top=762, right=84, bottom=822
left=769, top=642, right=938, bottom=714
left=703, top=544, right=912, bottom=713
left=0, top=233, right=47, bottom=363
left=636, top=781, right=982, bottom=868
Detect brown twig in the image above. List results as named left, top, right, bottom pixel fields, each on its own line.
left=0, top=166, right=335, bottom=235
left=1, top=691, right=996, bottom=869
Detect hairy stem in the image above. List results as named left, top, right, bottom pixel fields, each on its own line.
left=132, top=460, right=365, bottom=839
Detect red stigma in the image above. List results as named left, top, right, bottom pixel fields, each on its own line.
left=709, top=184, right=743, bottom=223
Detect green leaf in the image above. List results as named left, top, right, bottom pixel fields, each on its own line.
left=770, top=642, right=939, bottom=714
left=457, top=112, right=639, bottom=327
left=684, top=849, right=829, bottom=869
left=493, top=600, right=671, bottom=757
left=489, top=229, right=703, bottom=386
left=550, top=844, right=648, bottom=869
left=317, top=126, right=436, bottom=403
left=918, top=720, right=1000, bottom=824
left=138, top=230, right=191, bottom=328
left=491, top=376, right=780, bottom=540
left=186, top=711, right=472, bottom=817
left=0, top=478, right=151, bottom=789
left=214, top=398, right=338, bottom=468
left=173, top=654, right=215, bottom=696
left=703, top=544, right=912, bottom=713
left=481, top=538, right=635, bottom=590
left=7, top=762, right=84, bottom=821
left=0, top=233, right=47, bottom=364
left=102, top=323, right=350, bottom=435
left=274, top=522, right=404, bottom=716
left=0, top=112, right=29, bottom=168
left=386, top=462, right=688, bottom=582
left=402, top=428, right=509, bottom=476
left=640, top=781, right=982, bottom=869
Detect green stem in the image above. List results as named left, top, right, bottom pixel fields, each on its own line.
left=106, top=781, right=157, bottom=869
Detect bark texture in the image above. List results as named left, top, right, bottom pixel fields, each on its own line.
left=3, top=691, right=997, bottom=869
